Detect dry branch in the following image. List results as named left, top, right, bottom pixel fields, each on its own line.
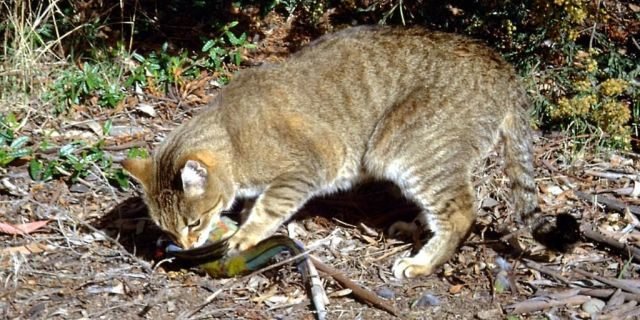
left=573, top=267, right=640, bottom=295
left=523, top=259, right=572, bottom=285
left=574, top=190, right=640, bottom=216
left=310, top=255, right=399, bottom=317
left=580, top=223, right=640, bottom=262
left=578, top=288, right=640, bottom=302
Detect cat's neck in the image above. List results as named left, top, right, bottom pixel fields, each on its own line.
left=155, top=110, right=232, bottom=177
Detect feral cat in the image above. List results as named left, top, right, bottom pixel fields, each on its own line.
left=122, top=26, right=537, bottom=278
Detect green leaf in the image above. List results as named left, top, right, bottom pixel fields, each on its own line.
left=5, top=113, right=17, bottom=128
left=29, top=159, right=44, bottom=180
left=9, top=148, right=31, bottom=159
left=225, top=21, right=239, bottom=29
left=225, top=31, right=243, bottom=46
left=59, top=143, right=77, bottom=157
left=131, top=52, right=145, bottom=62
left=202, top=39, right=216, bottom=52
left=126, top=147, right=149, bottom=159
left=111, top=168, right=130, bottom=190
left=102, top=119, right=113, bottom=135
left=10, top=136, right=29, bottom=149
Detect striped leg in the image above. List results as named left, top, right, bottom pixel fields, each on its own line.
left=227, top=171, right=318, bottom=253
left=392, top=176, right=476, bottom=278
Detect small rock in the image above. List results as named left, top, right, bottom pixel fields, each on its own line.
left=480, top=197, right=499, bottom=209
left=582, top=298, right=605, bottom=314
left=69, top=183, right=90, bottom=193
left=412, top=292, right=440, bottom=308
left=547, top=185, right=564, bottom=195
left=166, top=300, right=176, bottom=313
left=443, top=263, right=454, bottom=277
left=476, top=309, right=502, bottom=319
left=375, top=287, right=395, bottom=299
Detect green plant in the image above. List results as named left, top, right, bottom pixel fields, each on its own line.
left=44, top=61, right=127, bottom=114
left=28, top=130, right=132, bottom=190
left=200, top=21, right=256, bottom=72
left=0, top=113, right=31, bottom=166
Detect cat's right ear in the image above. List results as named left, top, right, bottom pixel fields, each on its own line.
left=121, top=158, right=153, bottom=188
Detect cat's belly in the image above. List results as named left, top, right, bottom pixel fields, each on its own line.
left=318, top=159, right=364, bottom=196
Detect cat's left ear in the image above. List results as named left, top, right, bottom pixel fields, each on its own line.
left=181, top=160, right=208, bottom=197
left=122, top=158, right=153, bottom=189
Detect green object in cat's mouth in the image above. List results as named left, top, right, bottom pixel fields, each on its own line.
left=162, top=217, right=306, bottom=278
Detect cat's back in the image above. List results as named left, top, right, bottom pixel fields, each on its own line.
left=217, top=26, right=520, bottom=125
left=224, top=26, right=521, bottom=107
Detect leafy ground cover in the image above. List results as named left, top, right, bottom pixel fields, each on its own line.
left=1, top=1, right=640, bottom=319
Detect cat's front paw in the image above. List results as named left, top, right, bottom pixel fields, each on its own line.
left=226, top=231, right=261, bottom=254
left=392, top=256, right=435, bottom=279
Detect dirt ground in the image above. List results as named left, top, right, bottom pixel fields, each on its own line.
left=2, top=13, right=640, bottom=320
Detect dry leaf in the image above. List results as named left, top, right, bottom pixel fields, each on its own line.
left=1, top=242, right=54, bottom=255
left=136, top=103, right=157, bottom=117
left=0, top=220, right=49, bottom=235
left=449, top=284, right=464, bottom=294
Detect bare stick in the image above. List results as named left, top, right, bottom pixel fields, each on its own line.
left=580, top=223, right=640, bottom=262
left=574, top=190, right=640, bottom=216
left=310, top=255, right=399, bottom=317
left=523, top=259, right=572, bottom=285
left=573, top=267, right=640, bottom=295
left=579, top=288, right=640, bottom=302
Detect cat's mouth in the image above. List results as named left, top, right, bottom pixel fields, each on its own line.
left=159, top=216, right=239, bottom=262
left=163, top=234, right=232, bottom=263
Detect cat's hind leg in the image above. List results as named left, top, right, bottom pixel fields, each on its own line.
left=391, top=174, right=476, bottom=278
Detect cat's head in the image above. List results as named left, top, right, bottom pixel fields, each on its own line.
left=122, top=151, right=234, bottom=249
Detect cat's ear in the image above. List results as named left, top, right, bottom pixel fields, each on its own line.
left=181, top=160, right=208, bottom=197
left=121, top=158, right=153, bottom=188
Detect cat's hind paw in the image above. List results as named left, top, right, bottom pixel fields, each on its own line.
left=392, top=256, right=435, bottom=279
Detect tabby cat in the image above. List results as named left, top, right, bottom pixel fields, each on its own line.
left=122, top=26, right=538, bottom=278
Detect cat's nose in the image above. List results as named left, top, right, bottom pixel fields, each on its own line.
left=175, top=235, right=193, bottom=249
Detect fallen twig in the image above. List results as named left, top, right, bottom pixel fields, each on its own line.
left=103, top=140, right=148, bottom=151
left=579, top=288, right=640, bottom=303
left=584, top=170, right=638, bottom=181
left=598, top=301, right=640, bottom=319
left=505, top=294, right=590, bottom=314
left=574, top=190, right=640, bottom=216
left=310, top=255, right=399, bottom=317
left=523, top=259, right=572, bottom=285
left=573, top=267, right=640, bottom=295
left=580, top=223, right=640, bottom=262
left=305, top=256, right=328, bottom=320
left=63, top=213, right=154, bottom=274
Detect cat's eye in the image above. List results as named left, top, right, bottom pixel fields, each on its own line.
left=187, top=219, right=202, bottom=229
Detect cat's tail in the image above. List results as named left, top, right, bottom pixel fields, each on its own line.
left=500, top=109, right=538, bottom=224
left=500, top=108, right=580, bottom=251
